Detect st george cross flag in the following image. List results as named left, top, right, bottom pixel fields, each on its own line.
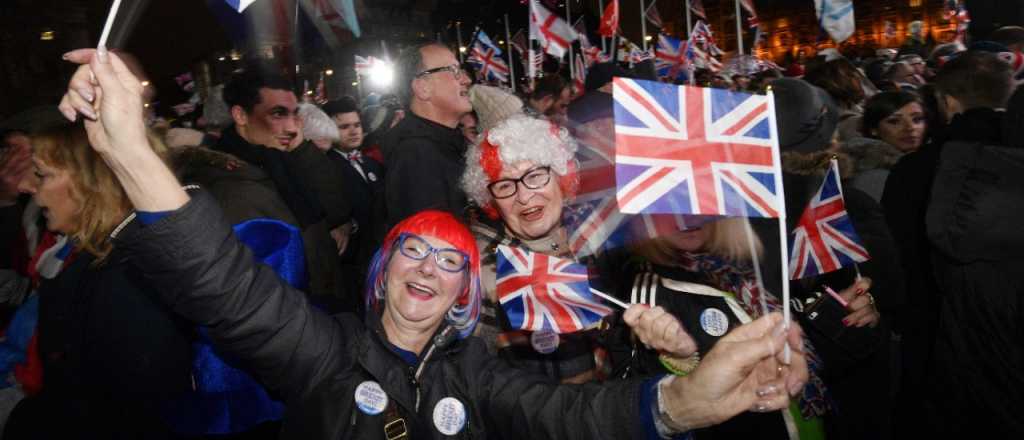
left=599, top=0, right=619, bottom=37
left=655, top=34, right=689, bottom=80
left=789, top=159, right=869, bottom=279
left=612, top=78, right=782, bottom=217
left=530, top=0, right=577, bottom=58
left=468, top=42, right=510, bottom=83
left=815, top=0, right=855, bottom=43
left=226, top=0, right=257, bottom=12
left=495, top=245, right=613, bottom=333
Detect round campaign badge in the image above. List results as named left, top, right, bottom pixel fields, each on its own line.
left=432, top=397, right=467, bottom=436
left=700, top=308, right=730, bottom=337
left=531, top=328, right=560, bottom=354
left=368, top=172, right=378, bottom=182
left=354, top=381, right=388, bottom=415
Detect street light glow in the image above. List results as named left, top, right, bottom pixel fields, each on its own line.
left=459, top=46, right=467, bottom=53
left=369, top=62, right=393, bottom=87
left=644, top=35, right=653, bottom=41
left=325, top=69, right=334, bottom=76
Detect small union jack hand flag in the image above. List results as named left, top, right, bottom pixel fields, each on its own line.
left=612, top=78, right=782, bottom=218
left=789, top=159, right=870, bottom=280
left=495, top=245, right=613, bottom=333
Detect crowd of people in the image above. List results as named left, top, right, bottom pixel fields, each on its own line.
left=0, top=22, right=1021, bottom=440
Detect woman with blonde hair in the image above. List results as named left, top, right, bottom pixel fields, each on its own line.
left=4, top=124, right=193, bottom=439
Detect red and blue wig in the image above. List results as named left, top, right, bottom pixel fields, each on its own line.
left=364, top=210, right=482, bottom=339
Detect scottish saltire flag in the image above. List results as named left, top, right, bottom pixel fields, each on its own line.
left=612, top=78, right=782, bottom=217
left=468, top=42, right=510, bottom=83
left=475, top=29, right=503, bottom=56
left=655, top=34, right=689, bottom=80
left=815, top=0, right=854, bottom=43
left=495, top=245, right=613, bottom=333
left=225, top=0, right=256, bottom=12
left=789, top=159, right=869, bottom=280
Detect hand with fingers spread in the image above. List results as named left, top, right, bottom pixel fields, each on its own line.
left=623, top=304, right=698, bottom=358
left=658, top=313, right=809, bottom=432
left=836, top=277, right=879, bottom=328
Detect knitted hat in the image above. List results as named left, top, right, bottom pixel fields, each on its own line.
left=469, top=85, right=524, bottom=133
left=461, top=115, right=578, bottom=218
left=771, top=78, right=839, bottom=154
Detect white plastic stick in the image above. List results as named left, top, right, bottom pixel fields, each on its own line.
left=97, top=0, right=123, bottom=49
left=590, top=288, right=630, bottom=309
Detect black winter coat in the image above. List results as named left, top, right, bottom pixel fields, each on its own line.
left=116, top=192, right=647, bottom=440
left=381, top=114, right=468, bottom=229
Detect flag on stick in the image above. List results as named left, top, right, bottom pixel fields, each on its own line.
left=598, top=0, right=619, bottom=37
left=530, top=0, right=578, bottom=58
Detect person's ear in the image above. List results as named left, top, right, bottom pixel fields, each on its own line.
left=230, top=105, right=248, bottom=127
left=412, top=77, right=431, bottom=101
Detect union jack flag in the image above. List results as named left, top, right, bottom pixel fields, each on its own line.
left=612, top=78, right=782, bottom=217
left=468, top=42, right=510, bottom=83
left=495, top=245, right=613, bottom=333
left=354, top=55, right=386, bottom=74
left=655, top=34, right=689, bottom=80
left=789, top=159, right=869, bottom=280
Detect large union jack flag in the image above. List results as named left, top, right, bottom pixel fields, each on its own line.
left=495, top=245, right=612, bottom=333
left=612, top=78, right=782, bottom=218
left=789, top=159, right=869, bottom=280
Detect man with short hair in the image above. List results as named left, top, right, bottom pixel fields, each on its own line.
left=382, top=42, right=473, bottom=228
left=526, top=75, right=572, bottom=125
left=217, top=70, right=353, bottom=308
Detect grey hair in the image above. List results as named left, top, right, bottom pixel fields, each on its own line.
left=461, top=115, right=578, bottom=208
left=396, top=42, right=451, bottom=106
left=299, top=103, right=340, bottom=142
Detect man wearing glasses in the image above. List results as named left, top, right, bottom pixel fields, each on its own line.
left=382, top=42, right=474, bottom=230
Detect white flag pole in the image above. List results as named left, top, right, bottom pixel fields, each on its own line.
left=505, top=14, right=517, bottom=93
left=767, top=88, right=791, bottom=363
left=640, top=0, right=649, bottom=52
left=456, top=21, right=465, bottom=63
left=685, top=0, right=693, bottom=36
left=590, top=288, right=630, bottom=309
left=734, top=0, right=745, bottom=55
left=566, top=0, right=574, bottom=80
left=97, top=0, right=124, bottom=48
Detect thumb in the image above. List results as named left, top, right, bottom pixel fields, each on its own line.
left=714, top=325, right=786, bottom=373
left=721, top=312, right=782, bottom=343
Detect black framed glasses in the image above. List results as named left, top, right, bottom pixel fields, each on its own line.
left=487, top=166, right=553, bottom=199
left=415, top=64, right=465, bottom=79
left=396, top=233, right=469, bottom=273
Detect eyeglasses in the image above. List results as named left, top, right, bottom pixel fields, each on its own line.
left=396, top=233, right=469, bottom=273
left=487, top=166, right=552, bottom=199
left=416, top=64, right=465, bottom=80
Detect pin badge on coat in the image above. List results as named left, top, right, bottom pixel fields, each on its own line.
left=700, top=308, right=729, bottom=337
left=433, top=397, right=467, bottom=435
left=531, top=328, right=560, bottom=354
left=354, top=381, right=388, bottom=415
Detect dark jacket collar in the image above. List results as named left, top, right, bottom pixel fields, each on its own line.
left=945, top=108, right=1004, bottom=145
left=216, top=125, right=269, bottom=168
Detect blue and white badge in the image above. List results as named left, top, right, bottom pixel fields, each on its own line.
left=699, top=308, right=729, bottom=337
left=530, top=328, right=560, bottom=354
left=354, top=381, right=388, bottom=415
left=367, top=172, right=378, bottom=182
left=432, top=397, right=467, bottom=435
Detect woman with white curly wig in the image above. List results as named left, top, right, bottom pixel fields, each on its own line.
left=461, top=114, right=622, bottom=384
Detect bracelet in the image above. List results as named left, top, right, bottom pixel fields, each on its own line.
left=656, top=375, right=691, bottom=434
left=658, top=352, right=700, bottom=377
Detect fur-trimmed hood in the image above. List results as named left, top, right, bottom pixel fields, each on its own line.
left=837, top=137, right=905, bottom=174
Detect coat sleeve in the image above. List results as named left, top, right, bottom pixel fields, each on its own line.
left=384, top=138, right=453, bottom=227
left=845, top=187, right=906, bottom=314
left=464, top=341, right=648, bottom=440
left=116, top=191, right=350, bottom=401
left=290, top=143, right=353, bottom=229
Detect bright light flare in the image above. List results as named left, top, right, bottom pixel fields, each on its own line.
left=368, top=63, right=393, bottom=87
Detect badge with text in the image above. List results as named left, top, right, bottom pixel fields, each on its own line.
left=433, top=397, right=467, bottom=435
left=368, top=172, right=378, bottom=182
left=354, top=381, right=388, bottom=415
left=699, top=308, right=729, bottom=337
left=531, top=328, right=560, bottom=354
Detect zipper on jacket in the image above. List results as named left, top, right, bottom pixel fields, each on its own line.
left=410, top=326, right=457, bottom=412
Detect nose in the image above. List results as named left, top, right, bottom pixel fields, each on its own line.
left=458, top=71, right=472, bottom=87
left=415, top=252, right=439, bottom=276
left=17, top=174, right=36, bottom=195
left=283, top=115, right=301, bottom=134
left=514, top=181, right=536, bottom=204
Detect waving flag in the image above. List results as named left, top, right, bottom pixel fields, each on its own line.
left=576, top=21, right=609, bottom=67
left=495, top=245, right=613, bottom=333
left=226, top=0, right=257, bottom=12
left=468, top=42, right=510, bottom=83
left=645, top=0, right=664, bottom=29
left=689, top=0, right=707, bottom=21
left=354, top=55, right=386, bottom=74
left=612, top=78, right=782, bottom=217
left=474, top=29, right=503, bottom=56
left=815, top=0, right=855, bottom=43
left=530, top=0, right=577, bottom=58
left=655, top=34, right=689, bottom=80
left=789, top=159, right=869, bottom=279
left=599, top=0, right=619, bottom=37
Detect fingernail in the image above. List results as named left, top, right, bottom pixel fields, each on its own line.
left=773, top=322, right=786, bottom=337
left=842, top=318, right=850, bottom=327
left=855, top=288, right=865, bottom=296
left=77, top=87, right=94, bottom=103
left=756, top=385, right=778, bottom=397
left=97, top=46, right=109, bottom=64
left=79, top=106, right=97, bottom=120
left=61, top=52, right=70, bottom=60
left=752, top=403, right=772, bottom=413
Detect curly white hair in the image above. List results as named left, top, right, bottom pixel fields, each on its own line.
left=461, top=115, right=578, bottom=209
left=298, top=103, right=340, bottom=142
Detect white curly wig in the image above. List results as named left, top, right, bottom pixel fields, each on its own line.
left=298, top=103, right=340, bottom=142
left=461, top=115, right=578, bottom=217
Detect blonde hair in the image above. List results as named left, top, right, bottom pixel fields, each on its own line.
left=31, top=125, right=167, bottom=263
left=632, top=217, right=763, bottom=266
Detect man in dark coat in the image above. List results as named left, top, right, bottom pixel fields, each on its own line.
left=215, top=70, right=353, bottom=310
left=382, top=42, right=472, bottom=229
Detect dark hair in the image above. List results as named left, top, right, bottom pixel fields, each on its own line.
left=915, top=84, right=946, bottom=143
left=990, top=26, right=1024, bottom=48
left=222, top=70, right=295, bottom=113
left=861, top=91, right=924, bottom=137
left=396, top=41, right=450, bottom=106
left=1, top=129, right=29, bottom=140
left=805, top=59, right=866, bottom=108
left=322, top=96, right=360, bottom=117
left=530, top=74, right=569, bottom=101
left=934, top=51, right=1014, bottom=110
